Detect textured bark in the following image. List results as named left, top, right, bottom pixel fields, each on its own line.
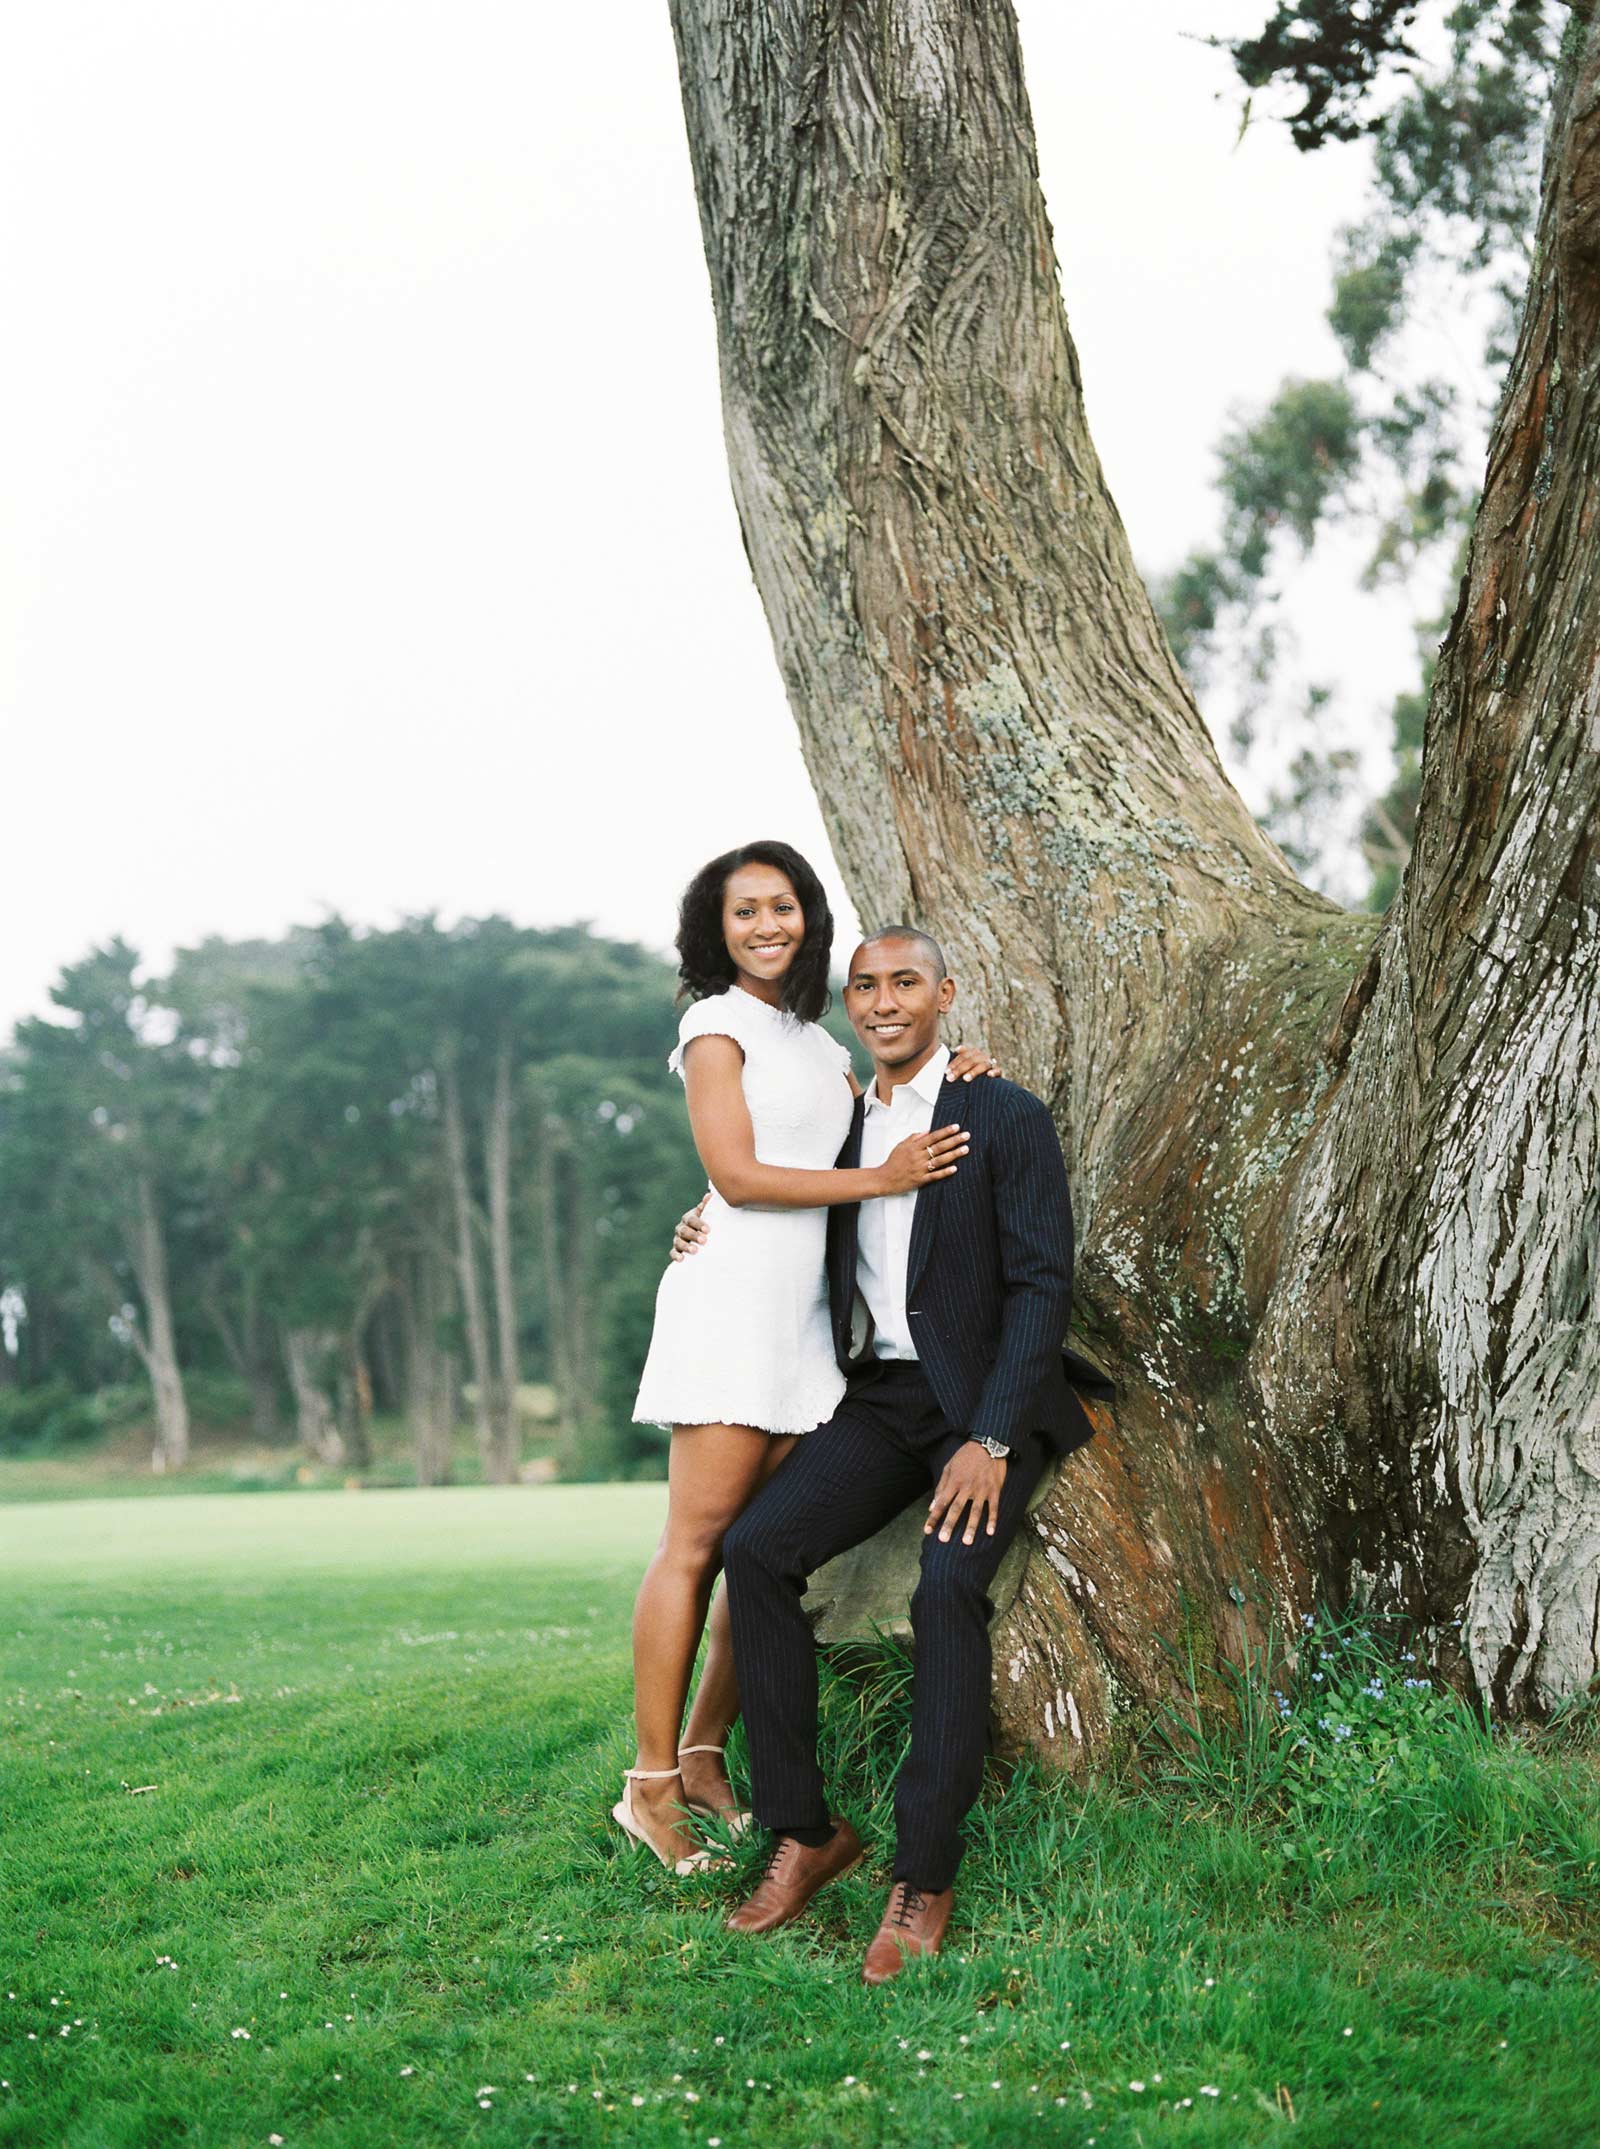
left=668, top=0, right=1600, bottom=1751
left=122, top=1171, right=190, bottom=1473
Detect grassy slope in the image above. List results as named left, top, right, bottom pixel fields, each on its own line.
left=2, top=1485, right=1597, bottom=2149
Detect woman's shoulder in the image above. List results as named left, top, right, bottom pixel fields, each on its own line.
left=667, top=989, right=764, bottom=1077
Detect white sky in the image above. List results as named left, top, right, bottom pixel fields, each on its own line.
left=0, top=2, right=1409, bottom=1042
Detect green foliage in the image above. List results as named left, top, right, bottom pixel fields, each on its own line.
left=0, top=1378, right=100, bottom=1455
left=0, top=921, right=706, bottom=1482
left=1226, top=0, right=1426, bottom=150
left=1164, top=0, right=1562, bottom=906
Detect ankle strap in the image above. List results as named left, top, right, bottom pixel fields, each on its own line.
left=677, top=1744, right=725, bottom=1757
left=625, top=1766, right=682, bottom=1780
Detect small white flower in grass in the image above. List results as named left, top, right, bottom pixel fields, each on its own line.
left=842, top=2076, right=856, bottom=2086
left=476, top=2087, right=497, bottom=2097
left=1499, top=2040, right=1508, bottom=2049
left=478, top=2100, right=491, bottom=2110
left=1200, top=2084, right=1220, bottom=2096
left=332, top=2074, right=341, bottom=2082
left=685, top=2091, right=700, bottom=2103
left=231, top=2028, right=251, bottom=2040
left=631, top=2095, right=645, bottom=2107
left=917, top=2049, right=932, bottom=2061
left=714, top=2035, right=725, bottom=2046
left=400, top=2067, right=414, bottom=2078
left=709, top=2138, right=722, bottom=2146
left=1203, top=1977, right=1215, bottom=1987
left=279, top=1992, right=286, bottom=2000
left=344, top=2014, right=353, bottom=2022
left=1129, top=2080, right=1144, bottom=2092
left=269, top=2136, right=284, bottom=2145
left=1153, top=2074, right=1162, bottom=2084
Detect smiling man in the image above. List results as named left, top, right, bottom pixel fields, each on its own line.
left=674, top=925, right=1110, bottom=1984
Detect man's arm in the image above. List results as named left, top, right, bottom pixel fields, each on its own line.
left=968, top=1091, right=1075, bottom=1451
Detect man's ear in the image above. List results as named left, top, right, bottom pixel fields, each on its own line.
left=937, top=976, right=957, bottom=1015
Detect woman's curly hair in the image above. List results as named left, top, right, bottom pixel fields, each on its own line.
left=675, top=839, right=834, bottom=1023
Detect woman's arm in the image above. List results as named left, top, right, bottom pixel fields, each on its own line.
left=683, top=1035, right=967, bottom=1209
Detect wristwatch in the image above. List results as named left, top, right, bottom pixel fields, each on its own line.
left=974, top=1434, right=1011, bottom=1460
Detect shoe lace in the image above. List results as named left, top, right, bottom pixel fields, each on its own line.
left=890, top=1883, right=928, bottom=1928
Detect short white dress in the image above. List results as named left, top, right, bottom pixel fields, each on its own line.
left=632, top=986, right=856, bottom=1436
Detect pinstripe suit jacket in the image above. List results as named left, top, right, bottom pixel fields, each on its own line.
left=825, top=1073, right=1113, bottom=1457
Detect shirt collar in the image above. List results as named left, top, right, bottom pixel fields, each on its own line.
left=864, top=1043, right=952, bottom=1114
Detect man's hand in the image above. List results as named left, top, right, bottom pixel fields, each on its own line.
left=670, top=1193, right=712, bottom=1262
left=925, top=1440, right=1008, bottom=1544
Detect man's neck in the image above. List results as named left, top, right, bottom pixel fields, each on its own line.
left=871, top=1039, right=945, bottom=1105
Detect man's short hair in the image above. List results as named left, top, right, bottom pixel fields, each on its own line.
left=859, top=924, right=948, bottom=981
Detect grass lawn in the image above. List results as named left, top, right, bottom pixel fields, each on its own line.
left=3, top=1483, right=1598, bottom=2148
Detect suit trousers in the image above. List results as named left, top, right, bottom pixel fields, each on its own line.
left=721, top=1360, right=1049, bottom=1892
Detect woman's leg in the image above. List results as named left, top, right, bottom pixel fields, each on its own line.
left=627, top=1421, right=791, bottom=1864
left=679, top=1433, right=797, bottom=1817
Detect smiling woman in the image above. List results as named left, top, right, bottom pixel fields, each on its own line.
left=616, top=841, right=974, bottom=1879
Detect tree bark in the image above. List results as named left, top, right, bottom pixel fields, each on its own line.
left=440, top=1046, right=510, bottom=1483
left=668, top=0, right=1600, bottom=1748
left=122, top=1171, right=190, bottom=1473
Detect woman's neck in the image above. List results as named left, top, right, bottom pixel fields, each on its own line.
left=732, top=975, right=784, bottom=1009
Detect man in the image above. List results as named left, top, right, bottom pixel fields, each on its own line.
left=674, top=926, right=1111, bottom=1985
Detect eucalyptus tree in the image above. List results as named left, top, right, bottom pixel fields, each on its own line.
left=666, top=0, right=1600, bottom=1752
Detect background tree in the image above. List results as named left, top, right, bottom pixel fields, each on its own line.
left=665, top=0, right=1600, bottom=1748
left=1161, top=0, right=1561, bottom=904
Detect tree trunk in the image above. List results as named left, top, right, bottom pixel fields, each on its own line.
left=398, top=1245, right=456, bottom=1488
left=124, top=1171, right=190, bottom=1472
left=668, top=0, right=1600, bottom=1749
left=440, top=1047, right=509, bottom=1482
left=205, top=1269, right=281, bottom=1443
left=283, top=1326, right=345, bottom=1467
left=533, top=1101, right=598, bottom=1477
left=486, top=1041, right=523, bottom=1476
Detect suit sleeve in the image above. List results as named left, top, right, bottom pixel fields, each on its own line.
left=968, top=1093, right=1075, bottom=1450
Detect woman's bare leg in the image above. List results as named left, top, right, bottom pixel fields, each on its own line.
left=679, top=1434, right=797, bottom=1817
left=626, top=1421, right=788, bottom=1864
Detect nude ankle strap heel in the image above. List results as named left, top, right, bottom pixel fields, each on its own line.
left=676, top=1744, right=753, bottom=1838
left=611, top=1768, right=731, bottom=1877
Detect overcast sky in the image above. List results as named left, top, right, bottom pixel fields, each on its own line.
left=0, top=2, right=1403, bottom=1042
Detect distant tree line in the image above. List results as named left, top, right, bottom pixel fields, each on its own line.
left=0, top=920, right=720, bottom=1481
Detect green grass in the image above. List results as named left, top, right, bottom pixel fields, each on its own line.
left=3, top=1486, right=1598, bottom=2148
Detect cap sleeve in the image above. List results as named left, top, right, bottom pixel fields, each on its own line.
left=667, top=993, right=752, bottom=1082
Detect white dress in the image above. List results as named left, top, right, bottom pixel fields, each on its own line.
left=632, top=987, right=857, bottom=1436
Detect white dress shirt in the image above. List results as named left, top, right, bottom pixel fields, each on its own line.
left=853, top=1043, right=952, bottom=1361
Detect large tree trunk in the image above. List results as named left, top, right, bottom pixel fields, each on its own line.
left=123, top=1171, right=190, bottom=1473
left=668, top=0, right=1600, bottom=1751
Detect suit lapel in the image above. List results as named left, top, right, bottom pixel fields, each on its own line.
left=905, top=1074, right=961, bottom=1302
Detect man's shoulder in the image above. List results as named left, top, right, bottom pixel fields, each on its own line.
left=956, top=1073, right=1053, bottom=1126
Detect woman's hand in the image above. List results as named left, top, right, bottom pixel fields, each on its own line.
left=876, top=1122, right=969, bottom=1196
left=670, top=1193, right=711, bottom=1261
left=947, top=1044, right=1001, bottom=1083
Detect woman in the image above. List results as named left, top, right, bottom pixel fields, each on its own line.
left=616, top=839, right=990, bottom=1874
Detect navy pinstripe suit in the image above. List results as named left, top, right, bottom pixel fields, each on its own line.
left=722, top=1071, right=1110, bottom=1891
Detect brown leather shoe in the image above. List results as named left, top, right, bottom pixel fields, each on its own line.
left=861, top=1880, right=954, bottom=1985
left=724, top=1819, right=865, bottom=1935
